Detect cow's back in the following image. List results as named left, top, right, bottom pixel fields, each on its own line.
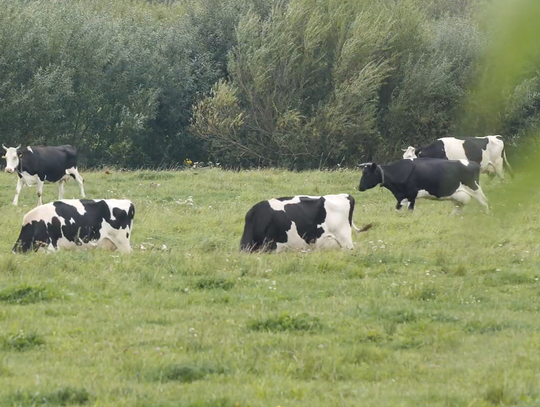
left=22, top=145, right=78, bottom=182
left=409, top=158, right=463, bottom=197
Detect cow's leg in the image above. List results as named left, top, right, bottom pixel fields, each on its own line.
left=66, top=167, right=85, bottom=198
left=58, top=179, right=66, bottom=200
left=36, top=179, right=44, bottom=206
left=406, top=191, right=418, bottom=211
left=472, top=184, right=490, bottom=214
left=493, top=158, right=505, bottom=179
left=451, top=203, right=464, bottom=216
left=13, top=177, right=23, bottom=206
left=337, top=232, right=354, bottom=250
left=395, top=194, right=407, bottom=211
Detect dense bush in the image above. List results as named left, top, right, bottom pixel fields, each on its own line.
left=0, top=0, right=538, bottom=168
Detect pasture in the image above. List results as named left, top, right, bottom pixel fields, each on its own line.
left=0, top=168, right=539, bottom=407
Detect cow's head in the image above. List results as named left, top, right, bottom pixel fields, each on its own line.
left=2, top=144, right=22, bottom=173
left=358, top=162, right=383, bottom=191
left=401, top=146, right=418, bottom=160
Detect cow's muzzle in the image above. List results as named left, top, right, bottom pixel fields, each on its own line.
left=5, top=168, right=14, bottom=173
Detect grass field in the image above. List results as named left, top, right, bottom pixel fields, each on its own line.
left=0, top=167, right=539, bottom=407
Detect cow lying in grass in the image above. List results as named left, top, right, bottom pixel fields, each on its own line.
left=13, top=199, right=135, bottom=253
left=240, top=193, right=371, bottom=253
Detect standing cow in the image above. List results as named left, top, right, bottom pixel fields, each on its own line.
left=12, top=199, right=135, bottom=253
left=240, top=194, right=371, bottom=253
left=3, top=144, right=85, bottom=206
left=358, top=158, right=489, bottom=213
left=402, top=135, right=512, bottom=179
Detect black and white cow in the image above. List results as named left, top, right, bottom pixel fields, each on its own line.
left=240, top=194, right=371, bottom=253
left=12, top=199, right=135, bottom=253
left=358, top=158, right=489, bottom=213
left=3, top=144, right=85, bottom=206
left=402, top=135, right=512, bottom=179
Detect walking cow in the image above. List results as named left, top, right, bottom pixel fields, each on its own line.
left=402, top=135, right=512, bottom=179
left=240, top=194, right=371, bottom=253
left=12, top=199, right=135, bottom=253
left=3, top=144, right=85, bottom=206
left=358, top=158, right=489, bottom=213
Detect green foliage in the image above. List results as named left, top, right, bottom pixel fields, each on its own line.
left=192, top=0, right=508, bottom=167
left=0, top=0, right=537, bottom=168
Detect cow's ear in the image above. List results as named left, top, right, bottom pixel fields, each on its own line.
left=370, top=162, right=377, bottom=170
left=1, top=156, right=5, bottom=159
left=401, top=148, right=408, bottom=152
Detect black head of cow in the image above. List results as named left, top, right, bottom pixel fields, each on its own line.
left=358, top=162, right=383, bottom=191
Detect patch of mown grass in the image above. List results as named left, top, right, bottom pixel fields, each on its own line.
left=193, top=277, right=235, bottom=290
left=0, top=285, right=58, bottom=305
left=135, top=171, right=176, bottom=180
left=463, top=320, right=513, bottom=334
left=1, top=330, right=45, bottom=351
left=153, top=363, right=222, bottom=383
left=187, top=398, right=239, bottom=407
left=247, top=312, right=323, bottom=333
left=6, top=387, right=91, bottom=406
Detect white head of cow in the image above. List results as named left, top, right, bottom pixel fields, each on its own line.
left=401, top=146, right=417, bottom=160
left=3, top=144, right=22, bottom=173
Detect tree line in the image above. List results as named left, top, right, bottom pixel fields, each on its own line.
left=0, top=0, right=538, bottom=168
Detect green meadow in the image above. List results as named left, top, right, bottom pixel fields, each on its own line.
left=0, top=168, right=539, bottom=407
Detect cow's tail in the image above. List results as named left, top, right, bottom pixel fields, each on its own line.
left=502, top=146, right=514, bottom=178
left=240, top=203, right=271, bottom=252
left=346, top=194, right=373, bottom=233
left=353, top=222, right=373, bottom=233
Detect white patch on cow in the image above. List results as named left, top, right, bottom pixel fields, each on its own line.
left=60, top=199, right=87, bottom=216
left=317, top=194, right=354, bottom=249
left=416, top=189, right=438, bottom=200
left=440, top=136, right=506, bottom=177
left=27, top=146, right=33, bottom=153
left=69, top=217, right=75, bottom=224
left=268, top=196, right=304, bottom=211
left=276, top=221, right=309, bottom=253
left=269, top=194, right=356, bottom=252
left=20, top=171, right=39, bottom=186
left=22, top=203, right=59, bottom=226
left=402, top=146, right=417, bottom=160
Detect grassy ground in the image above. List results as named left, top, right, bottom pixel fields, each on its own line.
left=0, top=167, right=539, bottom=407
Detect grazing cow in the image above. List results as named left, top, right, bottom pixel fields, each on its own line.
left=12, top=199, right=135, bottom=253
left=358, top=158, right=489, bottom=213
left=3, top=144, right=85, bottom=206
left=402, top=135, right=512, bottom=178
left=240, top=194, right=371, bottom=253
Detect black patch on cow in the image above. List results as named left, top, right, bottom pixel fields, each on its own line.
left=462, top=137, right=488, bottom=164
left=17, top=145, right=78, bottom=183
left=12, top=200, right=134, bottom=253
left=359, top=158, right=480, bottom=211
left=240, top=197, right=327, bottom=252
left=417, top=140, right=446, bottom=159
left=345, top=194, right=355, bottom=226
